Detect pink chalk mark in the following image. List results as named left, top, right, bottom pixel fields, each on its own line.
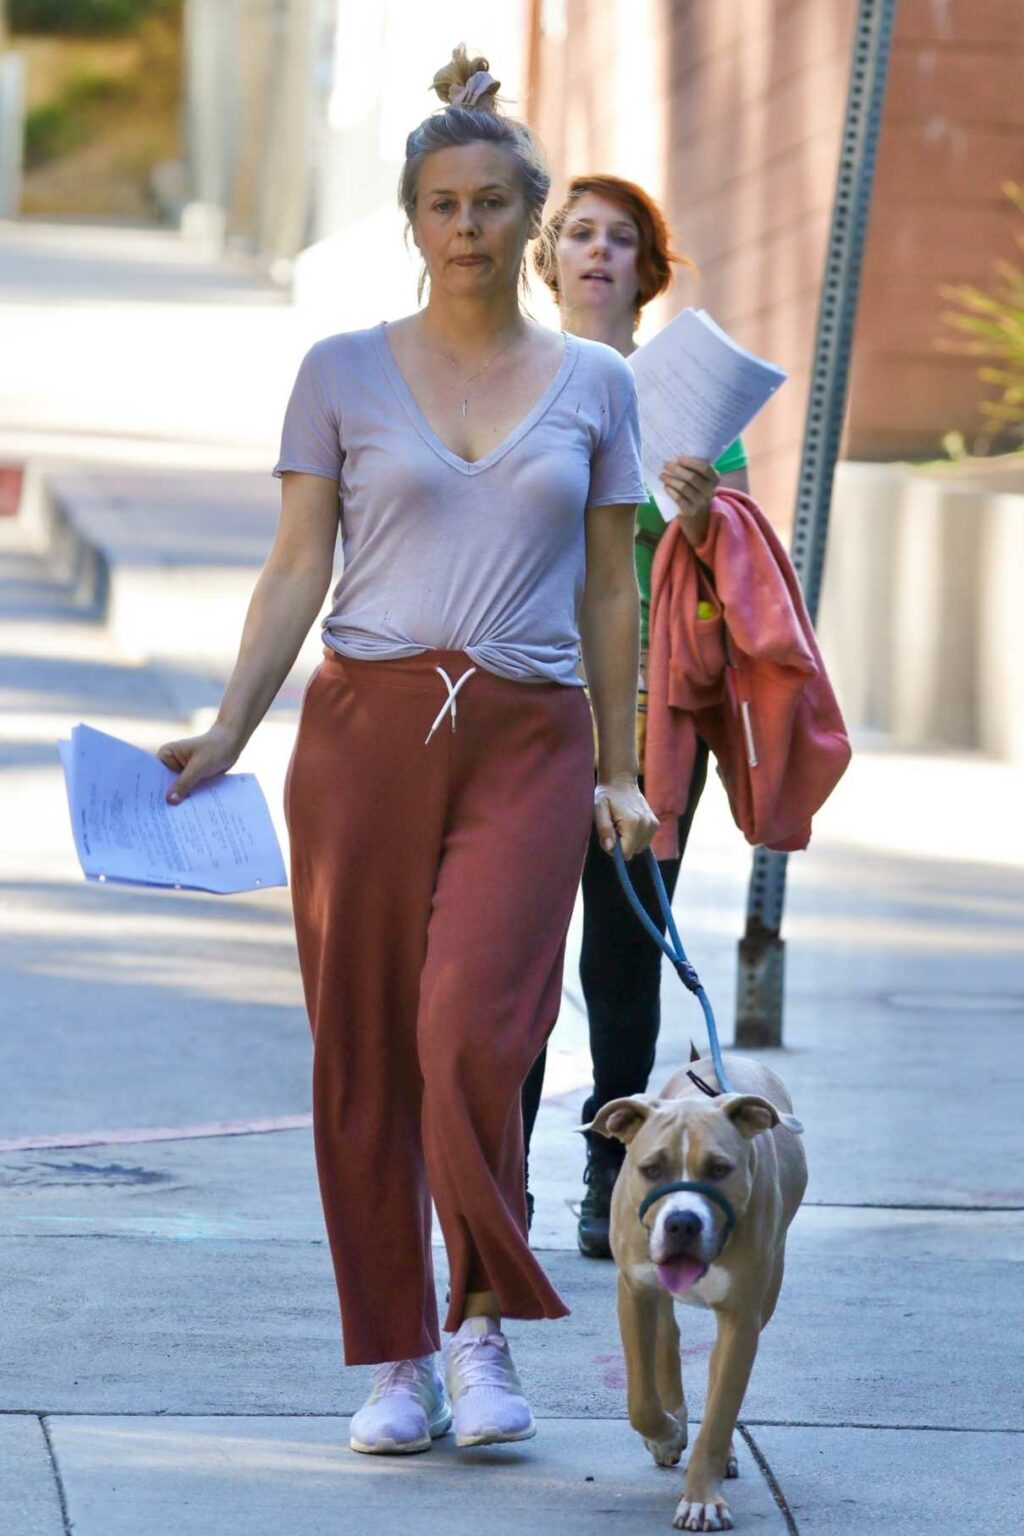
left=0, top=1113, right=312, bottom=1154
left=594, top=1351, right=627, bottom=1390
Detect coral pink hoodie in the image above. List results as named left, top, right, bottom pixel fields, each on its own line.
left=645, top=489, right=851, bottom=860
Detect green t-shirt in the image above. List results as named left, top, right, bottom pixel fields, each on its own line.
left=634, top=437, right=747, bottom=648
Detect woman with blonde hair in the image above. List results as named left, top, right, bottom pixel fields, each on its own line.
left=523, top=176, right=750, bottom=1255
left=158, top=52, right=656, bottom=1455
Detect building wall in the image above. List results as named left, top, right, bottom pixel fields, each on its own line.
left=181, top=0, right=1023, bottom=506
left=529, top=0, right=859, bottom=526
left=529, top=0, right=1024, bottom=526
left=662, top=0, right=860, bottom=525
left=295, top=0, right=530, bottom=332
left=846, top=0, right=1024, bottom=460
left=182, top=0, right=333, bottom=260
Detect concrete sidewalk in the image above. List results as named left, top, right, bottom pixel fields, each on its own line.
left=1, top=460, right=1022, bottom=1536
left=3, top=210, right=1021, bottom=1536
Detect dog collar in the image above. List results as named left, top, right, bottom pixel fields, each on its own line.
left=637, top=1179, right=738, bottom=1246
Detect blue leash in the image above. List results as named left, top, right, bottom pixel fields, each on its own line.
left=611, top=841, right=733, bottom=1095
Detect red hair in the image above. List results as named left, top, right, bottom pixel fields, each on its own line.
left=534, top=175, right=695, bottom=318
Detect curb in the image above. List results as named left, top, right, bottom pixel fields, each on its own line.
left=20, top=460, right=330, bottom=714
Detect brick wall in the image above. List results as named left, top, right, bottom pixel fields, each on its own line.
left=527, top=0, right=1024, bottom=527
left=659, top=0, right=858, bottom=523
left=847, top=0, right=1024, bottom=460
left=528, top=0, right=858, bottom=524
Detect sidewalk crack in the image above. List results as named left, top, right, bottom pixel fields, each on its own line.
left=738, top=1423, right=800, bottom=1536
left=39, top=1414, right=73, bottom=1536
left=803, top=1201, right=1023, bottom=1213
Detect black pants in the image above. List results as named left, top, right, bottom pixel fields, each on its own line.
left=521, top=741, right=710, bottom=1177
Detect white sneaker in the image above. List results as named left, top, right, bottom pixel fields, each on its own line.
left=444, top=1317, right=537, bottom=1447
left=349, top=1355, right=452, bottom=1455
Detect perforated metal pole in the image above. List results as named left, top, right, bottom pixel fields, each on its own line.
left=735, top=0, right=897, bottom=1048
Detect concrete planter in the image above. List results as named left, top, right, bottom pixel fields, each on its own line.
left=818, top=461, right=1024, bottom=766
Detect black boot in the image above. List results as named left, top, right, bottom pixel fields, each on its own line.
left=577, top=1142, right=622, bottom=1259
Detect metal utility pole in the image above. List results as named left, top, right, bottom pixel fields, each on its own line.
left=735, top=0, right=898, bottom=1048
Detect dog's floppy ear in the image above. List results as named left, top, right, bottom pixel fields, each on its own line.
left=581, top=1095, right=658, bottom=1145
left=722, top=1094, right=804, bottom=1138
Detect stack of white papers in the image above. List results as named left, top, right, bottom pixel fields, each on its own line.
left=629, top=307, right=787, bottom=520
left=58, top=725, right=287, bottom=894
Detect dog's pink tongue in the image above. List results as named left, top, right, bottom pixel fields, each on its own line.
left=657, top=1260, right=707, bottom=1294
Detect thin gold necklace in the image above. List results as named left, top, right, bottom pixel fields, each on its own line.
left=424, top=331, right=522, bottom=417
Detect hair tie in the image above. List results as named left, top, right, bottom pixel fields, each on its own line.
left=448, top=70, right=501, bottom=109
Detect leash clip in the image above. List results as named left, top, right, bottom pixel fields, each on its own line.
left=673, top=958, right=701, bottom=994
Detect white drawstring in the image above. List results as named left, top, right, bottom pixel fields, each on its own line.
left=740, top=699, right=758, bottom=768
left=424, top=665, right=478, bottom=745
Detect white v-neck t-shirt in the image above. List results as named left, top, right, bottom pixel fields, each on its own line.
left=273, top=322, right=645, bottom=686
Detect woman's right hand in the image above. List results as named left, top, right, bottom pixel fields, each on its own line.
left=156, top=724, right=242, bottom=804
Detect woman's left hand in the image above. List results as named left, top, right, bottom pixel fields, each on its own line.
left=594, top=774, right=660, bottom=859
left=659, top=455, right=720, bottom=527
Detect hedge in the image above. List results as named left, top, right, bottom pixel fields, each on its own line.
left=9, top=1, right=157, bottom=35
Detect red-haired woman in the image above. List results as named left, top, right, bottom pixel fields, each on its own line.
left=523, top=177, right=750, bottom=1256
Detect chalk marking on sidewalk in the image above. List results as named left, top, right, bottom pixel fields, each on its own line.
left=0, top=1114, right=312, bottom=1154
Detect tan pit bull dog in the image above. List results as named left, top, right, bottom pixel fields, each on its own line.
left=585, top=1052, right=806, bottom=1533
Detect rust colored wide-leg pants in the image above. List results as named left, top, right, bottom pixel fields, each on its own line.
left=285, top=649, right=594, bottom=1366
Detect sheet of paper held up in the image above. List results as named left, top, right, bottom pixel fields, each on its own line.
left=58, top=725, right=286, bottom=894
left=629, top=308, right=787, bottom=521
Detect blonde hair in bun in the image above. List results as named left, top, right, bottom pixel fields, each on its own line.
left=399, top=43, right=551, bottom=301
left=430, top=44, right=502, bottom=113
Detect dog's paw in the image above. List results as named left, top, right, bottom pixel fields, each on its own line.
left=672, top=1496, right=733, bottom=1532
left=644, top=1414, right=687, bottom=1467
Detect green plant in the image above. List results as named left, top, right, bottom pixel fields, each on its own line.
left=22, top=68, right=130, bottom=167
left=9, top=1, right=156, bottom=35
left=64, top=65, right=132, bottom=108
left=940, top=182, right=1024, bottom=447
left=23, top=100, right=87, bottom=167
